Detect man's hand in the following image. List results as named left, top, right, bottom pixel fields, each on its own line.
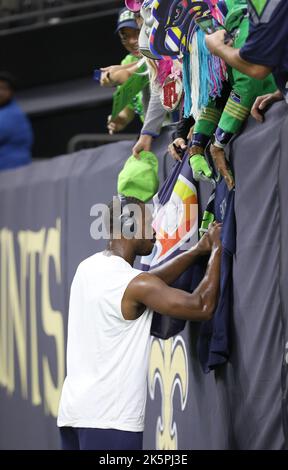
left=100, top=65, right=123, bottom=84
left=132, top=134, right=153, bottom=158
left=251, top=90, right=283, bottom=122
left=205, top=29, right=231, bottom=56
left=168, top=138, right=187, bottom=161
left=189, top=154, right=213, bottom=182
left=107, top=114, right=127, bottom=135
left=196, top=222, right=222, bottom=255
left=100, top=71, right=115, bottom=87
left=196, top=232, right=211, bottom=255
left=207, top=222, right=222, bottom=250
left=210, top=144, right=234, bottom=190
left=100, top=65, right=126, bottom=87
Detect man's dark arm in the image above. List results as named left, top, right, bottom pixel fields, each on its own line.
left=127, top=243, right=221, bottom=321
left=123, top=224, right=222, bottom=321
left=150, top=245, right=205, bottom=286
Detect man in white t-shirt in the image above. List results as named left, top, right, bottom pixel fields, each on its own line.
left=57, top=196, right=222, bottom=450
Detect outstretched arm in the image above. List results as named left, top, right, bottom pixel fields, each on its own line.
left=100, top=62, right=140, bottom=87
left=123, top=225, right=222, bottom=321
left=133, top=85, right=167, bottom=158
left=205, top=30, right=271, bottom=79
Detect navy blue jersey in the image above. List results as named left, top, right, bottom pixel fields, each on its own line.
left=142, top=153, right=202, bottom=340
left=198, top=178, right=236, bottom=373
left=240, top=0, right=288, bottom=101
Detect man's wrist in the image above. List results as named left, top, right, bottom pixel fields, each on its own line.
left=188, top=245, right=201, bottom=258
left=214, top=41, right=232, bottom=60
left=212, top=244, right=222, bottom=255
left=273, top=89, right=284, bottom=100
left=141, top=131, right=157, bottom=138
left=212, top=140, right=225, bottom=150
left=189, top=244, right=208, bottom=258
left=190, top=145, right=204, bottom=156
left=106, top=72, right=118, bottom=86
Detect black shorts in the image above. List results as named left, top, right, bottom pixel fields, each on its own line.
left=60, top=426, right=143, bottom=450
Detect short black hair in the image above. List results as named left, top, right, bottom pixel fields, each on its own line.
left=106, top=196, right=144, bottom=235
left=0, top=72, right=16, bottom=91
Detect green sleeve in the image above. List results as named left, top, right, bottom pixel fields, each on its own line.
left=126, top=92, right=145, bottom=122
left=118, top=54, right=145, bottom=120
left=193, top=98, right=223, bottom=137
left=218, top=73, right=277, bottom=134
left=218, top=16, right=277, bottom=135
left=121, top=54, right=138, bottom=66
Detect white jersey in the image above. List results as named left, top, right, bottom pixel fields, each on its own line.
left=57, top=252, right=152, bottom=432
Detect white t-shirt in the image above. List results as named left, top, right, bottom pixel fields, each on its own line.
left=57, top=252, right=152, bottom=432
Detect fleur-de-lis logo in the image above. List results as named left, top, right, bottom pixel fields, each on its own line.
left=148, top=336, right=188, bottom=450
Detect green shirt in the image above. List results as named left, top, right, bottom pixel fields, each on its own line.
left=120, top=54, right=145, bottom=122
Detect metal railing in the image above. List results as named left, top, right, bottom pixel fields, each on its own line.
left=67, top=133, right=138, bottom=154
left=0, top=0, right=122, bottom=35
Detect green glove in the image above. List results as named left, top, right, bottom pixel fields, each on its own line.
left=199, top=210, right=215, bottom=238
left=189, top=154, right=213, bottom=182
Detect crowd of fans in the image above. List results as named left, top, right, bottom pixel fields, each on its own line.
left=97, top=0, right=287, bottom=193
left=0, top=0, right=287, bottom=178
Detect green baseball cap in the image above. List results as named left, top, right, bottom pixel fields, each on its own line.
left=117, top=150, right=159, bottom=202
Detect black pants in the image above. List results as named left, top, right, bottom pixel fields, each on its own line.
left=60, top=427, right=143, bottom=450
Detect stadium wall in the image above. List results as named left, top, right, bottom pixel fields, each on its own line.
left=0, top=103, right=287, bottom=449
